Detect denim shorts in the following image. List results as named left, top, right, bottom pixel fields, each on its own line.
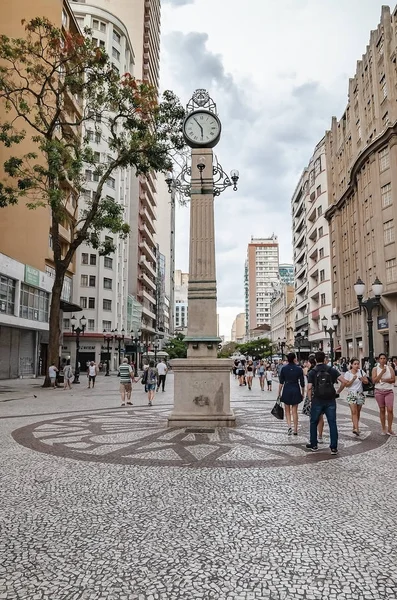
left=147, top=383, right=156, bottom=391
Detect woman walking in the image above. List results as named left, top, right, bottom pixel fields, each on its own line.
left=372, top=353, right=396, bottom=435
left=246, top=360, right=254, bottom=390
left=63, top=361, right=74, bottom=390
left=340, top=358, right=368, bottom=436
left=278, top=352, right=305, bottom=435
left=146, top=360, right=158, bottom=406
left=258, top=360, right=265, bottom=391
left=237, top=359, right=246, bottom=386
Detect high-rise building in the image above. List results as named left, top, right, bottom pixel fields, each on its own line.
left=270, top=285, right=294, bottom=345
left=0, top=0, right=81, bottom=379
left=292, top=137, right=333, bottom=352
left=279, top=264, right=294, bottom=286
left=231, top=312, right=246, bottom=343
left=325, top=5, right=397, bottom=358
left=245, top=235, right=279, bottom=331
left=174, top=270, right=188, bottom=334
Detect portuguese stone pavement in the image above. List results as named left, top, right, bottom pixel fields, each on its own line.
left=1, top=373, right=397, bottom=599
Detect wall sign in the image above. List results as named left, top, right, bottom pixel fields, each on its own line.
left=377, top=316, right=389, bottom=331
left=24, top=265, right=40, bottom=287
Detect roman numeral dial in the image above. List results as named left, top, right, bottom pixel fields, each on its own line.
left=183, top=110, right=222, bottom=148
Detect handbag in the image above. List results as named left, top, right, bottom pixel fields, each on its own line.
left=361, top=370, right=374, bottom=393
left=141, top=370, right=148, bottom=385
left=271, top=397, right=284, bottom=420
left=302, top=396, right=311, bottom=416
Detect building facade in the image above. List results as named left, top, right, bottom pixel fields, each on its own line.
left=231, top=312, right=246, bottom=343
left=325, top=5, right=397, bottom=359
left=291, top=177, right=309, bottom=339
left=270, top=285, right=294, bottom=345
left=174, top=270, right=188, bottom=335
left=279, top=264, right=294, bottom=286
left=0, top=0, right=81, bottom=378
left=245, top=235, right=280, bottom=332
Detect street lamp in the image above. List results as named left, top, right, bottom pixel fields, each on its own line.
left=130, top=328, right=141, bottom=370
left=153, top=337, right=160, bottom=362
left=322, top=314, right=339, bottom=366
left=354, top=276, right=384, bottom=374
left=103, top=330, right=114, bottom=376
left=114, top=328, right=125, bottom=368
left=70, top=315, right=87, bottom=384
left=278, top=337, right=287, bottom=359
left=295, top=332, right=306, bottom=363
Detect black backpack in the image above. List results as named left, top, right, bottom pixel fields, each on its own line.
left=313, top=366, right=335, bottom=400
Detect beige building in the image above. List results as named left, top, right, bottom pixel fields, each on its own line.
left=231, top=312, right=246, bottom=343
left=0, top=0, right=81, bottom=378
left=245, top=235, right=279, bottom=332
left=270, top=285, right=294, bottom=344
left=325, top=4, right=397, bottom=358
left=285, top=298, right=296, bottom=352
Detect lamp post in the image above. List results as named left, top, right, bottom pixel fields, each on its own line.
left=322, top=314, right=339, bottom=366
left=278, top=337, right=287, bottom=360
left=71, top=315, right=87, bottom=384
left=114, top=328, right=125, bottom=368
left=295, top=332, right=305, bottom=363
left=153, top=337, right=160, bottom=363
left=103, top=330, right=114, bottom=376
left=131, top=329, right=141, bottom=370
left=354, top=277, right=383, bottom=375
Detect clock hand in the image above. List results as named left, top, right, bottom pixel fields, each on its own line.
left=193, top=117, right=204, bottom=139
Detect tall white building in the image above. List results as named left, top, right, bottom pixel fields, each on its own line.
left=174, top=270, right=188, bottom=334
left=245, top=235, right=280, bottom=331
left=292, top=137, right=333, bottom=353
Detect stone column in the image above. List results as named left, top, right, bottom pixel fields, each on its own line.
left=168, top=149, right=235, bottom=428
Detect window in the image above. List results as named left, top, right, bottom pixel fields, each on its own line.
left=63, top=318, right=70, bottom=330
left=319, top=248, right=324, bottom=259
left=314, top=157, right=321, bottom=177
left=309, top=170, right=315, bottom=187
left=100, top=22, right=106, bottom=33
left=104, top=278, right=112, bottom=290
left=89, top=275, right=96, bottom=287
left=357, top=119, right=362, bottom=140
left=85, top=169, right=92, bottom=181
left=81, top=275, right=88, bottom=287
left=380, top=75, right=387, bottom=100
left=0, top=274, right=16, bottom=315
left=62, top=9, right=68, bottom=27
left=90, top=254, right=97, bottom=266
left=107, top=177, right=115, bottom=189
left=87, top=319, right=95, bottom=332
left=82, top=253, right=88, bottom=265
left=93, top=151, right=100, bottom=163
left=320, top=269, right=325, bottom=282
left=86, top=130, right=94, bottom=141
left=92, top=19, right=105, bottom=31
left=112, top=47, right=120, bottom=60
left=386, top=258, right=397, bottom=283
left=88, top=297, right=95, bottom=309
left=318, top=226, right=324, bottom=237
left=317, top=205, right=323, bottom=217
left=104, top=257, right=113, bottom=269
left=103, top=320, right=112, bottom=331
left=113, top=29, right=121, bottom=43
left=316, top=185, right=321, bottom=197
left=384, top=220, right=395, bottom=245
left=95, top=131, right=101, bottom=144
left=382, top=112, right=390, bottom=128
left=92, top=19, right=99, bottom=29
left=80, top=297, right=87, bottom=309
left=320, top=293, right=326, bottom=306
left=19, top=284, right=49, bottom=322
left=379, top=147, right=390, bottom=172
left=103, top=299, right=112, bottom=311
left=381, top=183, right=392, bottom=208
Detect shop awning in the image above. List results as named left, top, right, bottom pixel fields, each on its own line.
left=60, top=300, right=83, bottom=313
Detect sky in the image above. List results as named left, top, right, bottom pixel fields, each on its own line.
left=160, top=0, right=389, bottom=339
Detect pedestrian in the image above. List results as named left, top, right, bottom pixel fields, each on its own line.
left=306, top=351, right=344, bottom=454
left=118, top=358, right=135, bottom=406
left=156, top=358, right=167, bottom=392
left=339, top=357, right=368, bottom=436
left=142, top=360, right=149, bottom=393
left=233, top=358, right=239, bottom=379
left=258, top=360, right=265, bottom=391
left=304, top=355, right=325, bottom=442
left=63, top=361, right=73, bottom=390
left=87, top=361, right=98, bottom=389
left=278, top=352, right=305, bottom=436
left=48, top=363, right=58, bottom=389
left=246, top=360, right=254, bottom=390
left=266, top=366, right=273, bottom=391
left=146, top=360, right=158, bottom=406
left=237, top=359, right=245, bottom=386
left=372, top=353, right=396, bottom=435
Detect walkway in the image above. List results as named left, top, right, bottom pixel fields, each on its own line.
left=1, top=374, right=397, bottom=599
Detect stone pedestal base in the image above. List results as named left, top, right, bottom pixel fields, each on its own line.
left=168, top=358, right=235, bottom=428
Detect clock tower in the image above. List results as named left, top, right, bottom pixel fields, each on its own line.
left=168, top=90, right=236, bottom=428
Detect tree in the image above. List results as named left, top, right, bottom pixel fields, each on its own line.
left=0, top=18, right=185, bottom=384
left=218, top=341, right=237, bottom=358
left=163, top=334, right=187, bottom=360
left=236, top=338, right=272, bottom=358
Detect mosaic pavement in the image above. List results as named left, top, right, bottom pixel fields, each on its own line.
left=1, top=376, right=397, bottom=599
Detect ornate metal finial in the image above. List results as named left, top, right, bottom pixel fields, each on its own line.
left=187, top=89, right=217, bottom=114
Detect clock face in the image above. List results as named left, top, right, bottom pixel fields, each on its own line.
left=183, top=110, right=221, bottom=148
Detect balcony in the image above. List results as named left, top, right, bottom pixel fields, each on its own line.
left=139, top=239, right=156, bottom=263
left=142, top=304, right=156, bottom=320
left=59, top=224, right=71, bottom=243
left=140, top=255, right=157, bottom=278
left=139, top=207, right=156, bottom=232
left=139, top=272, right=156, bottom=292
left=295, top=315, right=309, bottom=329
left=140, top=193, right=156, bottom=220
left=311, top=308, right=320, bottom=321
left=139, top=222, right=155, bottom=247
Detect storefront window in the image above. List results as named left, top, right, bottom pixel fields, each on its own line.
left=0, top=274, right=16, bottom=315
left=19, top=284, right=49, bottom=322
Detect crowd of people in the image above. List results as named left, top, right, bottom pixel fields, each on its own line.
left=233, top=350, right=397, bottom=455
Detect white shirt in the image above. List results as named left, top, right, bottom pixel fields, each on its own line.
left=89, top=365, right=97, bottom=376
left=156, top=362, right=167, bottom=375
left=375, top=366, right=394, bottom=390
left=266, top=370, right=273, bottom=381
left=49, top=366, right=57, bottom=378
left=344, top=370, right=364, bottom=393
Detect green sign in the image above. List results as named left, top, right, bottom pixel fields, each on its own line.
left=24, top=265, right=40, bottom=287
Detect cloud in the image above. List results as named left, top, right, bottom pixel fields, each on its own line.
left=163, top=0, right=195, bottom=5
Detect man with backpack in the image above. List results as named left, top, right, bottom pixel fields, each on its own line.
left=306, top=351, right=344, bottom=454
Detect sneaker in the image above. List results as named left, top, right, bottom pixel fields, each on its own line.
left=148, top=401, right=152, bottom=406
left=306, top=444, right=318, bottom=452
left=388, top=431, right=396, bottom=436
left=318, top=436, right=324, bottom=444
left=287, top=427, right=292, bottom=436
left=331, top=448, right=338, bottom=455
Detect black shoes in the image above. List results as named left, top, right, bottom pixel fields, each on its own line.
left=331, top=448, right=338, bottom=455
left=306, top=444, right=318, bottom=452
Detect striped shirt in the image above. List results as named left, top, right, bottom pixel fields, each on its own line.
left=118, top=364, right=133, bottom=383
